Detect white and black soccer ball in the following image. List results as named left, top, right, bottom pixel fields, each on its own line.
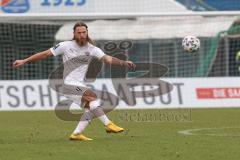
left=182, top=36, right=200, bottom=53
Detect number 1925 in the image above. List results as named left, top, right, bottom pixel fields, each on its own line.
left=41, top=0, right=86, bottom=6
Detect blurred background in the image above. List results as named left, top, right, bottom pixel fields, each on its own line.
left=1, top=2, right=240, bottom=159
left=0, top=0, right=240, bottom=110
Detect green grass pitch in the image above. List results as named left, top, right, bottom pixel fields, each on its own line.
left=1, top=108, right=240, bottom=160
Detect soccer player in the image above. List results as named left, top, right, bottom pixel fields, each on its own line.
left=13, top=22, right=136, bottom=141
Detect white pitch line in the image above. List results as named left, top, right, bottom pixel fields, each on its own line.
left=178, top=127, right=240, bottom=137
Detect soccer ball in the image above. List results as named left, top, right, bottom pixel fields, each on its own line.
left=182, top=36, right=200, bottom=53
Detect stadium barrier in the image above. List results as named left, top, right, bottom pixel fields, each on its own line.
left=0, top=78, right=239, bottom=111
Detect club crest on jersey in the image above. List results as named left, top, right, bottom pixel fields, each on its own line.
left=85, top=52, right=90, bottom=56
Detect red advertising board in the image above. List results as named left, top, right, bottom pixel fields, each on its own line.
left=196, top=88, right=240, bottom=99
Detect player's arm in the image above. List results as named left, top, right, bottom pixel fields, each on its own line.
left=12, top=49, right=53, bottom=68
left=101, top=55, right=136, bottom=70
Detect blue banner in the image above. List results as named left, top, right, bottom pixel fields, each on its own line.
left=2, top=0, right=29, bottom=13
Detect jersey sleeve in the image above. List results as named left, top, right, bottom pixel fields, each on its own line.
left=50, top=42, right=66, bottom=56
left=92, top=47, right=106, bottom=60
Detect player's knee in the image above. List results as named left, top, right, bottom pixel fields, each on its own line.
left=82, top=90, right=97, bottom=102
left=89, top=99, right=101, bottom=111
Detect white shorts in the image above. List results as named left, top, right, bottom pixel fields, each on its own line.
left=61, top=81, right=89, bottom=106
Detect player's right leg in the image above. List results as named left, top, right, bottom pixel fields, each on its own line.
left=69, top=107, right=94, bottom=141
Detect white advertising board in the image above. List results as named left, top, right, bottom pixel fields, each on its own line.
left=0, top=78, right=240, bottom=111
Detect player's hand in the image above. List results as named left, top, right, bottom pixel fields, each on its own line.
left=12, top=60, right=27, bottom=68
left=124, top=61, right=136, bottom=71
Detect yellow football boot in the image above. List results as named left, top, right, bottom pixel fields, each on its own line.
left=105, top=122, right=124, bottom=133
left=69, top=134, right=93, bottom=141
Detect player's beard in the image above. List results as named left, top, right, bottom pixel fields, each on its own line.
left=75, top=37, right=87, bottom=46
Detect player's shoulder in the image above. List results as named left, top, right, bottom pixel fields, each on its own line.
left=53, top=40, right=75, bottom=50
left=59, top=40, right=75, bottom=46
left=88, top=43, right=102, bottom=52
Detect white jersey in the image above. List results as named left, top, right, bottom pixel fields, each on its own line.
left=50, top=40, right=105, bottom=86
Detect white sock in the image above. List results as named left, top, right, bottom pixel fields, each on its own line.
left=88, top=100, right=111, bottom=126
left=90, top=107, right=110, bottom=126
left=73, top=109, right=94, bottom=134
left=97, top=114, right=111, bottom=126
